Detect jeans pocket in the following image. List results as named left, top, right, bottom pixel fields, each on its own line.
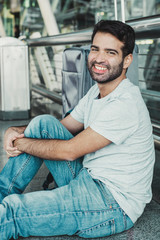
left=77, top=219, right=115, bottom=238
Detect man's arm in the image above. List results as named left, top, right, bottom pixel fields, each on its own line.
left=14, top=126, right=111, bottom=161
left=4, top=114, right=82, bottom=157
left=60, top=114, right=84, bottom=135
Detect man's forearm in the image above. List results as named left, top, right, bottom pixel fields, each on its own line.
left=14, top=125, right=111, bottom=162
left=14, top=137, right=74, bottom=161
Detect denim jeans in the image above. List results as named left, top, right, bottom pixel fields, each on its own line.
left=0, top=115, right=133, bottom=239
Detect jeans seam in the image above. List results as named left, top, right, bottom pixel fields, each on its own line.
left=123, top=210, right=127, bottom=229
left=95, top=180, right=116, bottom=205
left=65, top=161, right=76, bottom=178
left=41, top=130, right=52, bottom=139
left=2, top=208, right=119, bottom=221
left=77, top=218, right=115, bottom=234
left=41, top=125, right=68, bottom=140
left=7, top=155, right=32, bottom=195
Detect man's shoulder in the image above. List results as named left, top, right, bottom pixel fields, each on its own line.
left=113, top=79, right=141, bottom=104
left=85, top=83, right=98, bottom=97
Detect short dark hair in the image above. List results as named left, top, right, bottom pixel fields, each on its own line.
left=91, top=20, right=135, bottom=58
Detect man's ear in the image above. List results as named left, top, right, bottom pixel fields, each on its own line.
left=123, top=54, right=133, bottom=69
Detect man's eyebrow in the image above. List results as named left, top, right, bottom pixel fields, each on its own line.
left=90, top=45, right=99, bottom=49
left=104, top=48, right=119, bottom=54
left=91, top=45, right=119, bottom=54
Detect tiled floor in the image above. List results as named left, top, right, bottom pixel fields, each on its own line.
left=0, top=118, right=160, bottom=240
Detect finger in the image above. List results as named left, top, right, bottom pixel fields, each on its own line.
left=16, top=133, right=25, bottom=139
left=6, top=151, right=16, bottom=157
left=6, top=146, right=18, bottom=151
left=6, top=150, right=22, bottom=158
left=4, top=140, right=16, bottom=150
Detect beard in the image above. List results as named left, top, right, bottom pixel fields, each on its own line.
left=88, top=60, right=124, bottom=84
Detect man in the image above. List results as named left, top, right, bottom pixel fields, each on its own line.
left=0, top=20, right=155, bottom=239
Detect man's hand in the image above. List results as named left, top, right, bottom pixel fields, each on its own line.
left=4, top=126, right=26, bottom=158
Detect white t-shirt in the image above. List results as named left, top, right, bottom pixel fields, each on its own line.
left=71, top=78, right=155, bottom=223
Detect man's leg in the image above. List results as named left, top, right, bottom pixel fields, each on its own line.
left=0, top=114, right=82, bottom=203
left=24, top=114, right=83, bottom=187
left=0, top=168, right=133, bottom=239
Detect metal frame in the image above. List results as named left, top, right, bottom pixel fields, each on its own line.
left=27, top=15, right=160, bottom=47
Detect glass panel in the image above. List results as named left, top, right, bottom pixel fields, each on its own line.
left=29, top=44, right=66, bottom=118
left=1, top=0, right=160, bottom=38
left=0, top=1, right=14, bottom=37
left=125, top=0, right=160, bottom=21
left=0, top=0, right=117, bottom=39
left=136, top=38, right=160, bottom=127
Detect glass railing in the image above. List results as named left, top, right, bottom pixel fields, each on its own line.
left=124, top=0, right=160, bottom=21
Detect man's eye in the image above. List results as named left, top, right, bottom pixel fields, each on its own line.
left=91, top=48, right=98, bottom=52
left=106, top=51, right=116, bottom=55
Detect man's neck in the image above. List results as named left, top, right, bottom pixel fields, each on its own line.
left=98, top=75, right=126, bottom=98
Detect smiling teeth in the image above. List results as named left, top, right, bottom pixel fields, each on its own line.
left=95, top=65, right=107, bottom=70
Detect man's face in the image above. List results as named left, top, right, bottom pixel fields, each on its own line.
left=88, top=32, right=125, bottom=84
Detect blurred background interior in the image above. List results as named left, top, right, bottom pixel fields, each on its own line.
left=0, top=1, right=159, bottom=239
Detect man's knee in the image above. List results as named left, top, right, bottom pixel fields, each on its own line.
left=24, top=114, right=58, bottom=138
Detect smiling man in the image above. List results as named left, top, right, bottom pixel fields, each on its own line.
left=0, top=20, right=155, bottom=239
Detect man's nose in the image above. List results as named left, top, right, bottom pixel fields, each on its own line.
left=95, top=51, right=106, bottom=62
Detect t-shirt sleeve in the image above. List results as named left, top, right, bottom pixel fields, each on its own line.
left=70, top=84, right=98, bottom=124
left=90, top=99, right=139, bottom=145
left=70, top=94, right=87, bottom=123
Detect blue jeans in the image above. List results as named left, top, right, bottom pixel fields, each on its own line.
left=0, top=115, right=133, bottom=239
